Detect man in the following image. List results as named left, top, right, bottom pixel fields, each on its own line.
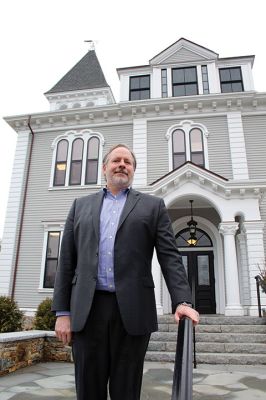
left=52, top=144, right=199, bottom=400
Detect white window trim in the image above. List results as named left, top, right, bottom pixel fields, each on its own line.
left=39, top=222, right=65, bottom=292
left=165, top=120, right=209, bottom=171
left=50, top=129, right=105, bottom=188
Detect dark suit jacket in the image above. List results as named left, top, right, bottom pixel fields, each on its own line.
left=52, top=189, right=192, bottom=335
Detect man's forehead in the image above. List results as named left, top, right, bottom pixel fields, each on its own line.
left=109, top=147, right=133, bottom=159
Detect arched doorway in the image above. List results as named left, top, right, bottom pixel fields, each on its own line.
left=176, top=228, right=216, bottom=314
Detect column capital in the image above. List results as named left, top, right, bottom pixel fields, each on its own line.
left=242, top=220, right=265, bottom=234
left=219, top=222, right=239, bottom=236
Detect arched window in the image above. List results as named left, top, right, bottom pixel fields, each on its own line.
left=85, top=137, right=100, bottom=184
left=176, top=228, right=212, bottom=247
left=190, top=128, right=204, bottom=167
left=54, top=139, right=68, bottom=186
left=172, top=129, right=186, bottom=169
left=69, top=138, right=84, bottom=185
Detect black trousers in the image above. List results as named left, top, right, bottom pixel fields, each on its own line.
left=72, top=291, right=151, bottom=400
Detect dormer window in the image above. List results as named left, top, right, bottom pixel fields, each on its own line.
left=172, top=67, right=198, bottom=97
left=129, top=75, right=150, bottom=100
left=219, top=67, right=244, bottom=93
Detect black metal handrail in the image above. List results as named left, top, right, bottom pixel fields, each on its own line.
left=171, top=317, right=193, bottom=400
left=255, top=275, right=262, bottom=317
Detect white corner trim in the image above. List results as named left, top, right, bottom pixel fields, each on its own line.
left=133, top=118, right=147, bottom=186
left=226, top=112, right=249, bottom=180
left=0, top=131, right=31, bottom=295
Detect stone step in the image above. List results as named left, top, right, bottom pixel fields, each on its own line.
left=151, top=331, right=266, bottom=343
left=157, top=315, right=266, bottom=325
left=145, top=351, right=266, bottom=364
left=148, top=341, right=266, bottom=354
left=196, top=332, right=266, bottom=343
left=159, top=323, right=266, bottom=333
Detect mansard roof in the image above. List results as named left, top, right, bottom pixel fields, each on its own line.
left=46, top=50, right=109, bottom=94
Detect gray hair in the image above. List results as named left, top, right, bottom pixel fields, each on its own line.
left=102, top=144, right=137, bottom=170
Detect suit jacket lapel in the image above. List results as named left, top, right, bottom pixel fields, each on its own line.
left=117, top=189, right=140, bottom=231
left=92, top=190, right=105, bottom=241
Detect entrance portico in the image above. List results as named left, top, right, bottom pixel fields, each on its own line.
left=150, top=163, right=265, bottom=316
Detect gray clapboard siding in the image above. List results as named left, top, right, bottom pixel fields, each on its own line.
left=147, top=116, right=232, bottom=184
left=13, top=124, right=133, bottom=309
left=162, top=48, right=206, bottom=64
left=242, top=115, right=266, bottom=179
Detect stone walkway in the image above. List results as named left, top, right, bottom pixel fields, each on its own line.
left=0, top=362, right=266, bottom=399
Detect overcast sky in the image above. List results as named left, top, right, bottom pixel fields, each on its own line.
left=0, top=0, right=265, bottom=236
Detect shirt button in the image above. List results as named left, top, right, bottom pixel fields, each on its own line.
left=109, top=235, right=113, bottom=239
left=109, top=268, right=112, bottom=272
left=109, top=284, right=113, bottom=288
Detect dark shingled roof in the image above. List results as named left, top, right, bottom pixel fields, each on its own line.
left=46, top=50, right=109, bottom=94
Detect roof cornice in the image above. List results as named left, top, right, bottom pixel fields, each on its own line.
left=4, top=91, right=266, bottom=133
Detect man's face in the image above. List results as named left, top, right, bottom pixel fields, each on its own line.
left=103, top=147, right=135, bottom=193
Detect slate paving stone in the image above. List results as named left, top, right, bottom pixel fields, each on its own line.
left=1, top=362, right=266, bottom=399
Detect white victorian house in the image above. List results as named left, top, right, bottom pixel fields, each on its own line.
left=0, top=38, right=266, bottom=317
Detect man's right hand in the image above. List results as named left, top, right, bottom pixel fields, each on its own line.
left=55, top=315, right=72, bottom=345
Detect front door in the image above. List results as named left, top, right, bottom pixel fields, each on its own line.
left=181, top=251, right=216, bottom=314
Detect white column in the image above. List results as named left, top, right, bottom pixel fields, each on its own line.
left=152, top=251, right=163, bottom=315
left=242, top=221, right=266, bottom=316
left=219, top=222, right=244, bottom=316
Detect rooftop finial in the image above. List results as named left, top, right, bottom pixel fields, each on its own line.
left=84, top=40, right=95, bottom=51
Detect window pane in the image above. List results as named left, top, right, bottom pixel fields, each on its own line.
left=191, top=153, right=204, bottom=166
left=220, top=69, right=230, bottom=82
left=221, top=83, right=232, bottom=93
left=140, top=76, right=150, bottom=88
left=182, top=256, right=188, bottom=276
left=47, top=232, right=60, bottom=258
left=184, top=68, right=196, bottom=82
left=130, top=77, right=140, bottom=89
left=130, top=91, right=140, bottom=100
left=161, top=69, right=167, bottom=78
left=86, top=160, right=98, bottom=184
left=185, top=84, right=197, bottom=95
left=139, top=90, right=150, bottom=99
left=173, top=154, right=186, bottom=169
left=173, top=85, right=185, bottom=97
left=88, top=137, right=99, bottom=159
left=54, top=163, right=66, bottom=186
left=44, top=259, right=58, bottom=288
left=172, top=69, right=184, bottom=83
left=57, top=140, right=68, bottom=162
left=173, top=130, right=185, bottom=152
left=190, top=129, right=203, bottom=152
left=72, top=139, right=83, bottom=160
left=230, top=68, right=241, bottom=80
left=197, top=255, right=210, bottom=285
left=69, top=161, right=82, bottom=185
left=232, top=82, right=243, bottom=92
left=203, top=81, right=209, bottom=90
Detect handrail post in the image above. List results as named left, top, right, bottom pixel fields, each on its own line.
left=171, top=317, right=193, bottom=400
left=255, top=275, right=262, bottom=317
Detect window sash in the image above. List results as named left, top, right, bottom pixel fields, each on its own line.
left=43, top=231, right=61, bottom=289
left=219, top=67, right=244, bottom=93
left=172, top=67, right=198, bottom=97
left=129, top=75, right=150, bottom=100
